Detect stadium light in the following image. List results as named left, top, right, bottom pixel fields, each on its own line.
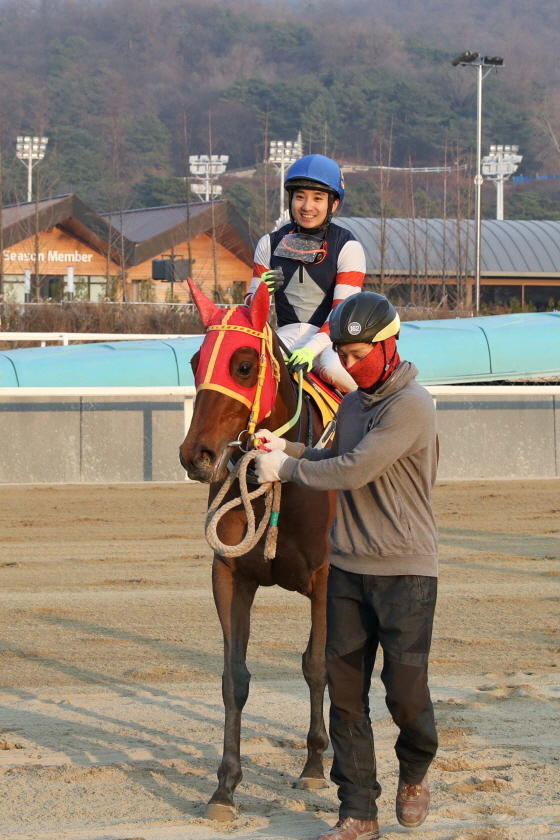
left=268, top=133, right=303, bottom=227
left=451, top=51, right=479, bottom=66
left=16, top=135, right=48, bottom=202
left=482, top=144, right=522, bottom=220
left=451, top=53, right=504, bottom=313
left=189, top=155, right=228, bottom=202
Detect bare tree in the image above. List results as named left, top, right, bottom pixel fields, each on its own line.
left=441, top=142, right=448, bottom=307
left=454, top=148, right=464, bottom=309
left=32, top=119, right=51, bottom=302
left=262, top=108, right=270, bottom=235
left=208, top=108, right=220, bottom=302
left=104, top=113, right=130, bottom=301
left=374, top=121, right=394, bottom=295
left=181, top=108, right=193, bottom=270
left=0, top=132, right=4, bottom=302
left=406, top=157, right=420, bottom=305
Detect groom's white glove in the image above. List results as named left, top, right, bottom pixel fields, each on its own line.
left=254, top=429, right=286, bottom=451
left=256, top=449, right=289, bottom=483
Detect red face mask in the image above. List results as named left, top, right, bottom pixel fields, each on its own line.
left=344, top=337, right=400, bottom=390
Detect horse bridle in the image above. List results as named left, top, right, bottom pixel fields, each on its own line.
left=205, top=318, right=303, bottom=450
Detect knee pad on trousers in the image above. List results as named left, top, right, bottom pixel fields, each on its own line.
left=383, top=660, right=430, bottom=726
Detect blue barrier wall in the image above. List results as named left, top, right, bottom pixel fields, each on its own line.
left=0, top=313, right=558, bottom=387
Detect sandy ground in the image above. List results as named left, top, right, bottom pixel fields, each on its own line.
left=0, top=479, right=558, bottom=840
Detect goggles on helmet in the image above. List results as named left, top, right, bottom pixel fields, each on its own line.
left=273, top=232, right=327, bottom=264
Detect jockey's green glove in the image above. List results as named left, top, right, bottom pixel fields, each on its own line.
left=261, top=268, right=284, bottom=294
left=287, top=346, right=315, bottom=374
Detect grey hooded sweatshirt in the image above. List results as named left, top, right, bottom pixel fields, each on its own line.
left=279, top=361, right=438, bottom=577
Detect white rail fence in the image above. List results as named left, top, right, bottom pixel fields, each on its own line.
left=0, top=385, right=558, bottom=483
left=0, top=332, right=203, bottom=346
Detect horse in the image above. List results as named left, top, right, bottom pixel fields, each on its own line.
left=179, top=280, right=335, bottom=821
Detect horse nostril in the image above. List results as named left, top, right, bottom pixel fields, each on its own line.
left=179, top=442, right=219, bottom=482
left=187, top=446, right=217, bottom=471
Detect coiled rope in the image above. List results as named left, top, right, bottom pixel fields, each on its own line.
left=204, top=451, right=282, bottom=561
left=204, top=370, right=304, bottom=562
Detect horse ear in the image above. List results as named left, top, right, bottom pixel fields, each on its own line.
left=247, top=281, right=270, bottom=332
left=188, top=278, right=221, bottom=327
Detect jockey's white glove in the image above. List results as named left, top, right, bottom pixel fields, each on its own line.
left=256, top=449, right=289, bottom=483
left=254, top=429, right=286, bottom=451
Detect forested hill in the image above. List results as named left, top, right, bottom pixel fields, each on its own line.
left=1, top=0, right=560, bottom=225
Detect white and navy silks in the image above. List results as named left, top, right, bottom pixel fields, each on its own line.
left=246, top=222, right=366, bottom=392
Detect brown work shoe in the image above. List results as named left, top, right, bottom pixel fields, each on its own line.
left=396, top=774, right=430, bottom=828
left=314, top=817, right=380, bottom=840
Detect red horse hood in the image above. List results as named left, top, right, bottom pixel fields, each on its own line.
left=189, top=280, right=278, bottom=423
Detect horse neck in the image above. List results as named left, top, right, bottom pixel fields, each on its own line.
left=261, top=332, right=298, bottom=438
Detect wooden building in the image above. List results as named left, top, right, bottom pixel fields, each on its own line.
left=1, top=194, right=256, bottom=303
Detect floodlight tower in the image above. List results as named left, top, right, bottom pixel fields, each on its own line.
left=451, top=53, right=504, bottom=312
left=189, top=155, right=229, bottom=201
left=482, top=145, right=522, bottom=220
left=268, top=133, right=303, bottom=227
left=16, top=135, right=49, bottom=202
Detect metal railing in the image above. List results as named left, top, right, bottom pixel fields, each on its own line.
left=0, top=386, right=196, bottom=395
left=0, top=332, right=203, bottom=346
left=428, top=385, right=560, bottom=396
left=0, top=385, right=557, bottom=396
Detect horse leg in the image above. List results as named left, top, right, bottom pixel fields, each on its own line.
left=206, top=557, right=258, bottom=821
left=295, top=562, right=329, bottom=790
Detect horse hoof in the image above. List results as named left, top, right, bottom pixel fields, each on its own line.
left=205, top=803, right=237, bottom=821
left=293, top=776, right=329, bottom=790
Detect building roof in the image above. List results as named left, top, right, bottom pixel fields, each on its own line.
left=2, top=195, right=257, bottom=268
left=107, top=202, right=213, bottom=242
left=104, top=200, right=256, bottom=267
left=336, top=218, right=560, bottom=277
left=2, top=194, right=118, bottom=260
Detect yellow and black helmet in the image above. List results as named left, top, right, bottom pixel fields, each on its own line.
left=330, top=292, right=400, bottom=344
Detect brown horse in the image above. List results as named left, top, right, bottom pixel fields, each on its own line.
left=179, top=281, right=334, bottom=821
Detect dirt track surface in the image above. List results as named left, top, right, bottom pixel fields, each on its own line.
left=0, top=480, right=558, bottom=840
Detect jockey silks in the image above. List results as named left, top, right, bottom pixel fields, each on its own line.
left=268, top=222, right=358, bottom=328
left=249, top=221, right=366, bottom=359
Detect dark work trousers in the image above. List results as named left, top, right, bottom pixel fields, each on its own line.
left=326, top=565, right=438, bottom=821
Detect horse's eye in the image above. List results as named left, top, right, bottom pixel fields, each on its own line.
left=237, top=361, right=253, bottom=377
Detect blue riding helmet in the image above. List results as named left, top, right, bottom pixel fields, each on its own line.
left=284, top=154, right=345, bottom=203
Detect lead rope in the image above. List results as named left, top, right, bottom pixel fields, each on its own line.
left=204, top=370, right=304, bottom=562
left=204, top=451, right=282, bottom=561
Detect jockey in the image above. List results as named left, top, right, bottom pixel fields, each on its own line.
left=245, top=154, right=366, bottom=393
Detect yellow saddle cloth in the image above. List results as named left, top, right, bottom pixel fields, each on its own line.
left=294, top=371, right=342, bottom=432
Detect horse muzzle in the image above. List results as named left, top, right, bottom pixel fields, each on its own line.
left=180, top=442, right=232, bottom=484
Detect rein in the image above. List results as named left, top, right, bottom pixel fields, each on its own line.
left=203, top=316, right=304, bottom=562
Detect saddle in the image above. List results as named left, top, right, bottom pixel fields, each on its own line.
left=297, top=371, right=342, bottom=430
